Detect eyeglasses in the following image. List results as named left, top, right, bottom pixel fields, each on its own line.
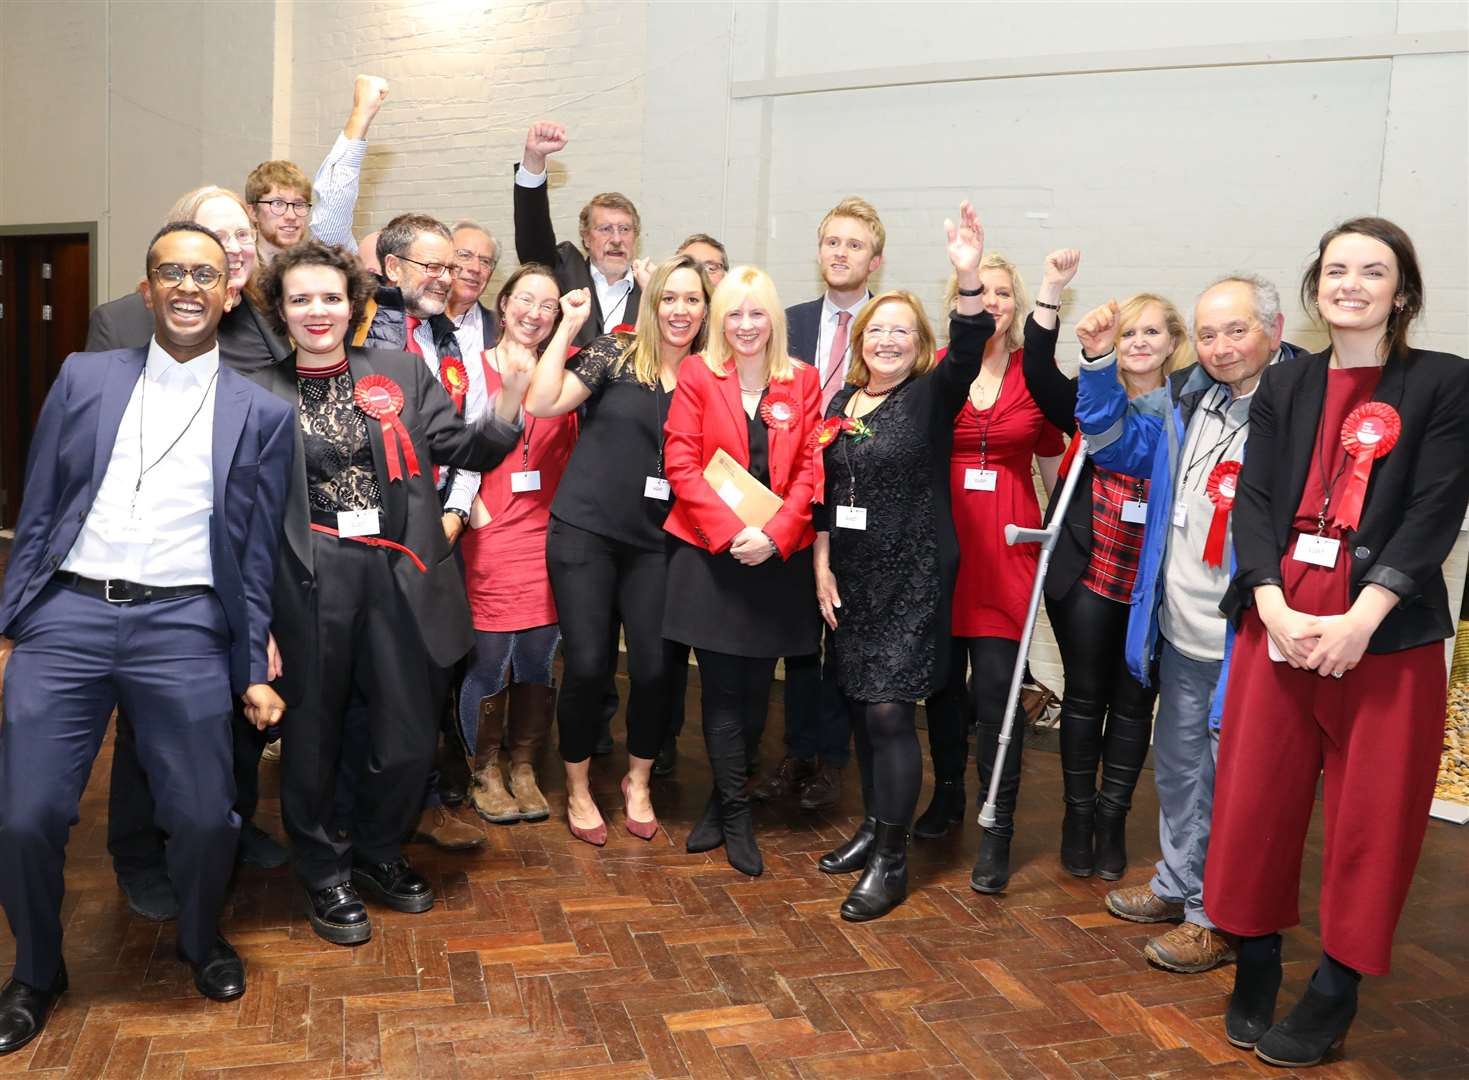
left=396, top=255, right=461, bottom=279
left=454, top=249, right=497, bottom=271
left=589, top=223, right=636, bottom=239
left=699, top=262, right=727, bottom=276
left=510, top=293, right=560, bottom=317
left=255, top=198, right=311, bottom=218
left=150, top=263, right=224, bottom=288
left=215, top=228, right=257, bottom=249
left=865, top=326, right=914, bottom=342
left=1196, top=323, right=1258, bottom=346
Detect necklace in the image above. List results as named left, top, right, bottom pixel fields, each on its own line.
left=738, top=381, right=767, bottom=394
left=862, top=382, right=899, bottom=399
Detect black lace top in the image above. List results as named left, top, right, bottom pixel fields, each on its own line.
left=551, top=333, right=676, bottom=551
left=297, top=358, right=382, bottom=515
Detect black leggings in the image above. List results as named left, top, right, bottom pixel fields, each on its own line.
left=1046, top=583, right=1156, bottom=813
left=925, top=637, right=1025, bottom=835
left=850, top=701, right=921, bottom=824
left=545, top=518, right=670, bottom=762
left=692, top=649, right=775, bottom=771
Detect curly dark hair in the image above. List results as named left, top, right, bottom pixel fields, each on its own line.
left=258, top=239, right=378, bottom=342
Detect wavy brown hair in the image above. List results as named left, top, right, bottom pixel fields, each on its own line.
left=258, top=240, right=378, bottom=341
left=1301, top=216, right=1423, bottom=362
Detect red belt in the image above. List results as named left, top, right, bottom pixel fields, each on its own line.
left=309, top=524, right=428, bottom=572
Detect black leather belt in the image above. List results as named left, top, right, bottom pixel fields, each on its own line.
left=53, top=572, right=212, bottom=605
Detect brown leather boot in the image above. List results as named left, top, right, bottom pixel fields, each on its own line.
left=508, top=683, right=556, bottom=822
left=470, top=690, right=519, bottom=824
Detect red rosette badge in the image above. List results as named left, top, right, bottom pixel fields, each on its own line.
left=1332, top=402, right=1400, bottom=530
left=354, top=374, right=421, bottom=483
left=760, top=390, right=797, bottom=431
left=808, top=416, right=844, bottom=450
left=440, top=357, right=469, bottom=413
left=1202, top=460, right=1241, bottom=568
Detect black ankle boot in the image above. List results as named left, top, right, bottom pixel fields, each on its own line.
left=1226, top=936, right=1283, bottom=1049
left=840, top=820, right=908, bottom=921
left=912, top=781, right=966, bottom=839
left=685, top=791, right=723, bottom=853
left=1059, top=796, right=1095, bottom=877
left=819, top=817, right=875, bottom=874
left=1254, top=977, right=1357, bottom=1068
left=969, top=829, right=1011, bottom=894
left=1093, top=803, right=1128, bottom=881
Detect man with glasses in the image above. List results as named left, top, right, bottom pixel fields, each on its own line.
left=0, top=224, right=294, bottom=1048
left=678, top=233, right=729, bottom=287
left=246, top=74, right=389, bottom=265
left=513, top=120, right=641, bottom=348
left=445, top=220, right=502, bottom=359
left=1076, top=275, right=1300, bottom=975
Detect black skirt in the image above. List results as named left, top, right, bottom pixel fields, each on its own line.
left=663, top=538, right=820, bottom=659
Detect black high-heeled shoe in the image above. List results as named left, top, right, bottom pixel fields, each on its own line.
left=1059, top=798, right=1095, bottom=877
left=969, top=829, right=1012, bottom=894
left=1254, top=978, right=1357, bottom=1068
left=685, top=791, right=724, bottom=853
left=1226, top=937, right=1283, bottom=1049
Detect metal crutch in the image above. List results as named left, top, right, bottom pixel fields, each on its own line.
left=978, top=435, right=1089, bottom=830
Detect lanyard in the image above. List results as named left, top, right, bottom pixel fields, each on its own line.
left=1312, top=380, right=1353, bottom=534
left=134, top=365, right=219, bottom=508
left=1179, top=387, right=1246, bottom=493
left=650, top=379, right=669, bottom=477
left=971, top=353, right=1011, bottom=469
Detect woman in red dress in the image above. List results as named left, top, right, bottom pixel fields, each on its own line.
left=460, top=265, right=579, bottom=826
left=1205, top=218, right=1469, bottom=1067
left=917, top=254, right=1066, bottom=893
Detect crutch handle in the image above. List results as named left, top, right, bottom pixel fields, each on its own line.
left=1005, top=524, right=1051, bottom=547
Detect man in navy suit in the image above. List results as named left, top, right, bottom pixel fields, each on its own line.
left=756, top=198, right=886, bottom=812
left=0, top=223, right=295, bottom=1051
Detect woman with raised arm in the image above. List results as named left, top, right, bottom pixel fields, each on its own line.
left=813, top=203, right=995, bottom=920
left=1018, top=252, right=1192, bottom=880
left=661, top=266, right=822, bottom=877
left=524, top=254, right=712, bottom=845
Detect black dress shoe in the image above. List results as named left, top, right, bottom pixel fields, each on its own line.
left=969, top=830, right=1012, bottom=894
left=304, top=882, right=372, bottom=945
left=351, top=858, right=435, bottom=913
left=177, top=936, right=246, bottom=1002
left=0, top=963, right=66, bottom=1056
left=237, top=822, right=289, bottom=870
left=818, top=817, right=876, bottom=874
left=118, top=869, right=179, bottom=922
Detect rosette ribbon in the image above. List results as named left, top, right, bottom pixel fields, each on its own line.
left=808, top=416, right=845, bottom=450
left=1202, top=460, right=1241, bottom=568
left=1332, top=402, right=1400, bottom=530
left=440, top=357, right=469, bottom=412
left=354, top=375, right=421, bottom=483
left=760, top=390, right=796, bottom=431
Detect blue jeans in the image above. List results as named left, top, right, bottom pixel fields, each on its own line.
left=457, top=624, right=560, bottom=752
left=1148, top=638, right=1222, bottom=928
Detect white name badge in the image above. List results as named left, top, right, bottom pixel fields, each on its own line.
left=644, top=476, right=671, bottom=501
left=337, top=508, right=381, bottom=538
left=510, top=470, right=542, bottom=493
left=835, top=505, right=868, bottom=531
left=716, top=479, right=744, bottom=509
left=1121, top=499, right=1149, bottom=524
left=964, top=468, right=998, bottom=492
left=102, top=515, right=156, bottom=545
left=1172, top=502, right=1188, bottom=529
left=1292, top=533, right=1341, bottom=569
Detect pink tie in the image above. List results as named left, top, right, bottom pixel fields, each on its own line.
left=822, top=310, right=852, bottom=412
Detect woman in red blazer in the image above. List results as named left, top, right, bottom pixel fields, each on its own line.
left=663, top=265, right=823, bottom=876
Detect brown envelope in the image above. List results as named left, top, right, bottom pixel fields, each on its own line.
left=703, top=447, right=782, bottom=529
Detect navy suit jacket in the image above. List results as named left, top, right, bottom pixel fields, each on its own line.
left=785, top=297, right=824, bottom=366
left=0, top=348, right=296, bottom=694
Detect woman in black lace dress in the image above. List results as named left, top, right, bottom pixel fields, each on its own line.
left=813, top=203, right=994, bottom=920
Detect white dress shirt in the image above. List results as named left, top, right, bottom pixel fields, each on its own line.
left=404, top=331, right=486, bottom=515
left=309, top=132, right=368, bottom=254
left=62, top=339, right=220, bottom=586
left=452, top=302, right=487, bottom=361
left=815, top=291, right=871, bottom=388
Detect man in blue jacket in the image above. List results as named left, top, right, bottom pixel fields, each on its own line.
left=0, top=223, right=295, bottom=1051
left=1074, top=275, right=1299, bottom=975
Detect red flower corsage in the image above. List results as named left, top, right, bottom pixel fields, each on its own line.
left=440, top=357, right=469, bottom=412
left=355, top=374, right=421, bottom=482
left=760, top=390, right=797, bottom=430
left=1202, top=460, right=1241, bottom=568
left=1333, top=402, right=1400, bottom=530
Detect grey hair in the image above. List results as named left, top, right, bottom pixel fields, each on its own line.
left=451, top=220, right=500, bottom=263
left=1196, top=273, right=1281, bottom=331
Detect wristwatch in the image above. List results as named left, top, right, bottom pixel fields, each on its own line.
left=447, top=508, right=469, bottom=525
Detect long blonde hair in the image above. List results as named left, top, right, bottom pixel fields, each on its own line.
left=941, top=252, right=1031, bottom=353
left=702, top=266, right=796, bottom=382
left=1117, top=293, right=1194, bottom=379
left=614, top=254, right=712, bottom=388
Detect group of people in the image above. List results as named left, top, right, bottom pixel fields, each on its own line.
left=0, top=75, right=1463, bottom=1073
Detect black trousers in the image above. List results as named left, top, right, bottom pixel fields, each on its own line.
left=780, top=637, right=852, bottom=765
left=282, top=535, right=436, bottom=890
left=545, top=518, right=670, bottom=762
left=1046, top=584, right=1156, bottom=812
left=108, top=700, right=264, bottom=878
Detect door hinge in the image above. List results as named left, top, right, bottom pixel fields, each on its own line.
left=41, top=262, right=52, bottom=279
left=41, top=304, right=53, bottom=321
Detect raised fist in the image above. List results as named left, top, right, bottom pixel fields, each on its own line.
left=560, top=287, right=591, bottom=328
left=1076, top=300, right=1122, bottom=359
left=523, top=122, right=568, bottom=173
left=353, top=75, right=389, bottom=117
left=1043, top=249, right=1081, bottom=288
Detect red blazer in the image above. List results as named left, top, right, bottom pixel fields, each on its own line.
left=663, top=356, right=821, bottom=557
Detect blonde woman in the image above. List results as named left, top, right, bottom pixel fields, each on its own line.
left=661, top=266, right=822, bottom=876
left=524, top=254, right=712, bottom=846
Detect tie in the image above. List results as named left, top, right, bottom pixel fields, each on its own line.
left=822, top=310, right=852, bottom=412
left=403, top=315, right=425, bottom=357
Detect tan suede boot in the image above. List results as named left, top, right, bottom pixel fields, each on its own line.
left=507, top=682, right=556, bottom=822
left=470, top=690, right=520, bottom=823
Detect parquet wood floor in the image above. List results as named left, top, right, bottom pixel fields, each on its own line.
left=1, top=546, right=1465, bottom=1077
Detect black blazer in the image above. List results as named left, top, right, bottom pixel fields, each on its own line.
left=1225, top=347, right=1469, bottom=653
left=786, top=297, right=823, bottom=366
left=511, top=166, right=640, bottom=348
left=246, top=346, right=520, bottom=705
left=86, top=291, right=289, bottom=373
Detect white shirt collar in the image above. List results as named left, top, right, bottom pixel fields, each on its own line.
left=146, top=336, right=220, bottom=388
left=821, top=291, right=870, bottom=323
left=590, top=263, right=634, bottom=294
